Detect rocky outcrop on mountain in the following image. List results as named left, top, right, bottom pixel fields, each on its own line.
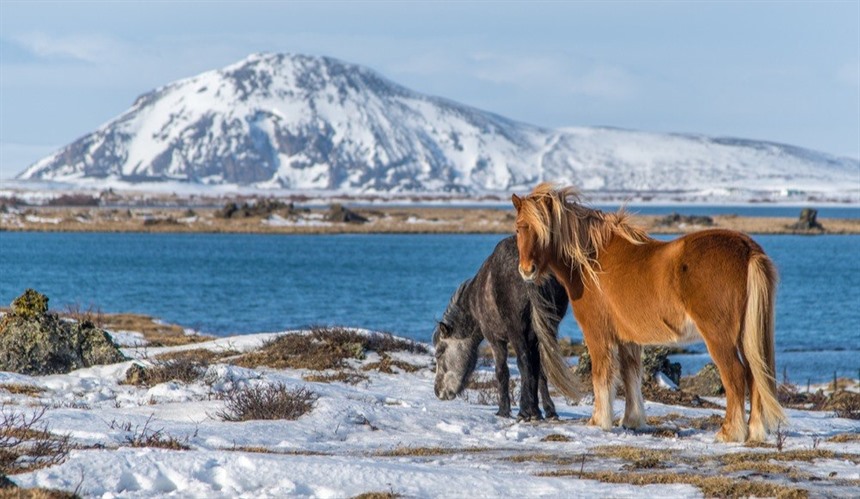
left=17, top=53, right=859, bottom=200
left=0, top=290, right=126, bottom=375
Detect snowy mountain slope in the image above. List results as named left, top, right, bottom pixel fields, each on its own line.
left=18, top=53, right=860, bottom=198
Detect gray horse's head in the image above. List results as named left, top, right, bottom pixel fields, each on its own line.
left=433, top=279, right=480, bottom=400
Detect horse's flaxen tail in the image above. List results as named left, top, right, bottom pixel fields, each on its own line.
left=742, top=253, right=786, bottom=431
left=529, top=288, right=583, bottom=403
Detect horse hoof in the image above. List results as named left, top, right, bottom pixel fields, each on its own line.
left=496, top=411, right=513, bottom=418
left=545, top=412, right=559, bottom=421
left=516, top=413, right=543, bottom=422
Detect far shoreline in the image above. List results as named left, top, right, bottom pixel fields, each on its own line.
left=2, top=205, right=859, bottom=235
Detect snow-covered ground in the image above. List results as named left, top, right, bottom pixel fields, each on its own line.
left=2, top=329, right=858, bottom=498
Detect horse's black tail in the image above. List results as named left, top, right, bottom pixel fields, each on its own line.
left=528, top=285, right=582, bottom=403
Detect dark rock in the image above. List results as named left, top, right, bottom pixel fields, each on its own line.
left=215, top=199, right=294, bottom=218
left=0, top=290, right=126, bottom=376
left=0, top=474, right=16, bottom=488
left=787, top=207, right=824, bottom=231
left=656, top=212, right=714, bottom=227
left=326, top=204, right=368, bottom=224
left=642, top=346, right=682, bottom=386
left=680, top=363, right=725, bottom=397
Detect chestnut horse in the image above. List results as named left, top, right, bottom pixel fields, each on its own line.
left=511, top=183, right=784, bottom=442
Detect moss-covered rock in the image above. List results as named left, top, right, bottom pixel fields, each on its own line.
left=680, top=363, right=725, bottom=397
left=0, top=290, right=126, bottom=375
left=10, top=288, right=49, bottom=321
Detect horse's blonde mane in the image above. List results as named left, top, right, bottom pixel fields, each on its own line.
left=519, top=182, right=651, bottom=287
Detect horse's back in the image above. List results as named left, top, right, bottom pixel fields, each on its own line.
left=471, top=236, right=566, bottom=341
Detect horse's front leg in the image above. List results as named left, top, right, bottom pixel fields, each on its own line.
left=618, top=342, right=646, bottom=430
left=511, top=336, right=542, bottom=421
left=585, top=336, right=617, bottom=431
left=490, top=340, right=512, bottom=418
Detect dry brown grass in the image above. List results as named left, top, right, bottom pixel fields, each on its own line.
left=720, top=460, right=796, bottom=474
left=591, top=445, right=675, bottom=463
left=235, top=327, right=426, bottom=371
left=540, top=434, right=571, bottom=442
left=223, top=445, right=330, bottom=456
left=373, top=446, right=494, bottom=457
left=459, top=376, right=517, bottom=407
left=538, top=469, right=808, bottom=499
left=122, top=358, right=207, bottom=387
left=0, top=406, right=71, bottom=475
left=716, top=449, right=859, bottom=465
left=302, top=371, right=369, bottom=385
left=351, top=493, right=400, bottom=499
left=643, top=413, right=724, bottom=438
left=155, top=348, right=238, bottom=364
left=101, top=313, right=207, bottom=347
left=361, top=355, right=421, bottom=374
left=505, top=453, right=583, bottom=466
left=827, top=432, right=860, bottom=443
left=0, top=488, right=80, bottom=498
left=641, top=384, right=723, bottom=409
left=118, top=415, right=191, bottom=451
left=0, top=384, right=45, bottom=397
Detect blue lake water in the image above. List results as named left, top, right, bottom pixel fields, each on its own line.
left=1, top=232, right=858, bottom=383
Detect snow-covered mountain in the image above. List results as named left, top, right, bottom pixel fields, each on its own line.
left=18, top=53, right=859, bottom=199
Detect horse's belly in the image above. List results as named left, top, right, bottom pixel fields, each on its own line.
left=616, top=315, right=703, bottom=346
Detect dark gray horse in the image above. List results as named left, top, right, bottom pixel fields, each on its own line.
left=432, top=236, right=581, bottom=420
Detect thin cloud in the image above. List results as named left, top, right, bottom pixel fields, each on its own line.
left=467, top=51, right=636, bottom=100
left=11, top=32, right=121, bottom=63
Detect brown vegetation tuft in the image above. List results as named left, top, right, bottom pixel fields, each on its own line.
left=540, top=434, right=571, bottom=443
left=100, top=313, right=206, bottom=347
left=361, top=354, right=420, bottom=374
left=0, top=384, right=45, bottom=397
left=827, top=432, right=860, bottom=443
left=122, top=358, right=206, bottom=387
left=217, top=384, right=317, bottom=422
left=302, top=371, right=369, bottom=385
left=0, top=406, right=71, bottom=475
left=374, top=446, right=493, bottom=457
left=351, top=493, right=401, bottom=499
left=235, top=327, right=425, bottom=371
left=538, top=469, right=808, bottom=499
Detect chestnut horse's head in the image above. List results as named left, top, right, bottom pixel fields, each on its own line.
left=511, top=191, right=551, bottom=283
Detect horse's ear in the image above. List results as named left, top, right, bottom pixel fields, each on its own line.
left=511, top=194, right=522, bottom=211
left=439, top=322, right=451, bottom=338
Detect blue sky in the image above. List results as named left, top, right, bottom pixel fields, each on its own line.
left=1, top=1, right=858, bottom=179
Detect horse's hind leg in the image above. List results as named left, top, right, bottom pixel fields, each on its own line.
left=618, top=342, right=646, bottom=430
left=699, top=324, right=749, bottom=442
left=490, top=340, right=512, bottom=418
left=740, top=349, right=767, bottom=442
left=512, top=336, right=542, bottom=421
left=538, top=373, right=558, bottom=419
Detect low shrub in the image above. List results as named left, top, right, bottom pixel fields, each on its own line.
left=217, top=383, right=317, bottom=422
